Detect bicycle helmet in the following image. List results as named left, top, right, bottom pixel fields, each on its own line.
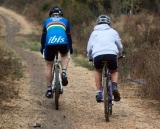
left=49, top=6, right=60, bottom=17
left=97, top=15, right=111, bottom=25
left=59, top=9, right=63, bottom=17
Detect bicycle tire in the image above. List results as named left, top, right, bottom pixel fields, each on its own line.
left=55, top=66, right=60, bottom=110
left=103, top=76, right=110, bottom=122
left=109, top=103, right=112, bottom=115
left=108, top=84, right=113, bottom=115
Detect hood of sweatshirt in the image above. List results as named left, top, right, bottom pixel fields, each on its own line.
left=94, top=24, right=110, bottom=31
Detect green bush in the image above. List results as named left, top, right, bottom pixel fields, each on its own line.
left=42, top=1, right=50, bottom=11
left=72, top=55, right=94, bottom=71
left=0, top=44, right=23, bottom=80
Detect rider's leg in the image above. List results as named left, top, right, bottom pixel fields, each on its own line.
left=110, top=70, right=118, bottom=83
left=45, top=60, right=54, bottom=86
left=95, top=69, right=102, bottom=91
left=93, top=55, right=104, bottom=102
left=45, top=60, right=54, bottom=98
left=60, top=52, right=70, bottom=86
left=60, top=52, right=70, bottom=70
left=95, top=68, right=103, bottom=102
left=110, top=70, right=121, bottom=101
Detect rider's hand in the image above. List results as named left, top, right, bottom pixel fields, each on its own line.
left=89, top=58, right=93, bottom=62
left=118, top=53, right=122, bottom=58
left=70, top=48, right=73, bottom=54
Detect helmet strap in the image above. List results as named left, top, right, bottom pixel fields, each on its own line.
left=51, top=13, right=60, bottom=17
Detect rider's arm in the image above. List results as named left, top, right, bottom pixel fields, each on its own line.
left=41, top=21, right=47, bottom=49
left=67, top=32, right=73, bottom=52
left=115, top=32, right=123, bottom=55
left=87, top=33, right=93, bottom=59
left=66, top=21, right=73, bottom=53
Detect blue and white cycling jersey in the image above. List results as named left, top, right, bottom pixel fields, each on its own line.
left=41, top=17, right=72, bottom=49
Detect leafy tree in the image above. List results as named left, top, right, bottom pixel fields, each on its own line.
left=121, top=0, right=143, bottom=14
left=111, top=0, right=122, bottom=16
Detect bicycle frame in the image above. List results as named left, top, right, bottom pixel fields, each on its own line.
left=42, top=49, right=64, bottom=110
left=89, top=56, right=124, bottom=122
left=51, top=51, right=63, bottom=110
left=102, top=56, right=125, bottom=121
left=104, top=64, right=113, bottom=104
left=102, top=62, right=113, bottom=122
left=51, top=52, right=63, bottom=92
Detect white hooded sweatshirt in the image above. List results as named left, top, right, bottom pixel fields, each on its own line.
left=87, top=24, right=123, bottom=59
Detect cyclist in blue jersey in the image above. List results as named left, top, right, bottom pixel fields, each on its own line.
left=40, top=7, right=73, bottom=98
left=87, top=15, right=123, bottom=102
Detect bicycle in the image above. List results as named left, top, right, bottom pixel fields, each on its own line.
left=89, top=55, right=124, bottom=122
left=52, top=50, right=63, bottom=110
left=103, top=56, right=125, bottom=122
left=43, top=49, right=63, bottom=110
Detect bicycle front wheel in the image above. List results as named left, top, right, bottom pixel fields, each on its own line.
left=55, top=67, right=60, bottom=110
left=103, top=77, right=109, bottom=122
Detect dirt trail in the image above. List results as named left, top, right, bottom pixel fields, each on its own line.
left=0, top=6, right=160, bottom=129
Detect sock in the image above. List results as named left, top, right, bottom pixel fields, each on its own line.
left=97, top=90, right=101, bottom=93
left=112, top=82, right=118, bottom=90
left=62, top=69, right=67, bottom=78
left=47, top=86, right=52, bottom=90
left=62, top=69, right=66, bottom=73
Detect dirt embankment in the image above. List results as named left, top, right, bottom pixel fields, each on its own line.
left=0, top=6, right=160, bottom=129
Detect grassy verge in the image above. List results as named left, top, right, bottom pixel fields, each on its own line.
left=15, top=34, right=95, bottom=72
left=0, top=44, right=23, bottom=102
left=72, top=54, right=94, bottom=71
left=15, top=34, right=40, bottom=52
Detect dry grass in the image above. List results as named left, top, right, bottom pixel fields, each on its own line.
left=117, top=12, right=160, bottom=100
left=0, top=43, right=23, bottom=108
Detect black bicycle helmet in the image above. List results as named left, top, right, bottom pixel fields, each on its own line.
left=49, top=6, right=60, bottom=17
left=97, top=15, right=111, bottom=25
left=59, top=9, right=63, bottom=17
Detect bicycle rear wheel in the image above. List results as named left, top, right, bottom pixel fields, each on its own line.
left=108, top=84, right=113, bottom=115
left=103, top=76, right=109, bottom=122
left=55, top=67, right=60, bottom=110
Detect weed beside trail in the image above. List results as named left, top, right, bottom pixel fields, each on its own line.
left=15, top=34, right=40, bottom=52
left=72, top=55, right=94, bottom=71
left=118, top=13, right=160, bottom=100
left=0, top=44, right=23, bottom=102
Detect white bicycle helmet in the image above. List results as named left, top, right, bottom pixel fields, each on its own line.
left=97, top=15, right=111, bottom=25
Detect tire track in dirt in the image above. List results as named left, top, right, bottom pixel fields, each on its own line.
left=0, top=7, right=72, bottom=129
left=0, top=6, right=160, bottom=129
left=1, top=6, right=70, bottom=129
left=0, top=6, right=41, bottom=35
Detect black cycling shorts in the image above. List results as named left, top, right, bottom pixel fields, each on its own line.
left=93, top=54, right=118, bottom=70
left=44, top=44, right=69, bottom=61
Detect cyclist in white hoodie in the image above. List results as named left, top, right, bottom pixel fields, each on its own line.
left=87, top=15, right=123, bottom=102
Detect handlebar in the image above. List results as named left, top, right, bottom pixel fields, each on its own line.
left=89, top=59, right=93, bottom=62
left=118, top=55, right=125, bottom=59
left=118, top=55, right=125, bottom=61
